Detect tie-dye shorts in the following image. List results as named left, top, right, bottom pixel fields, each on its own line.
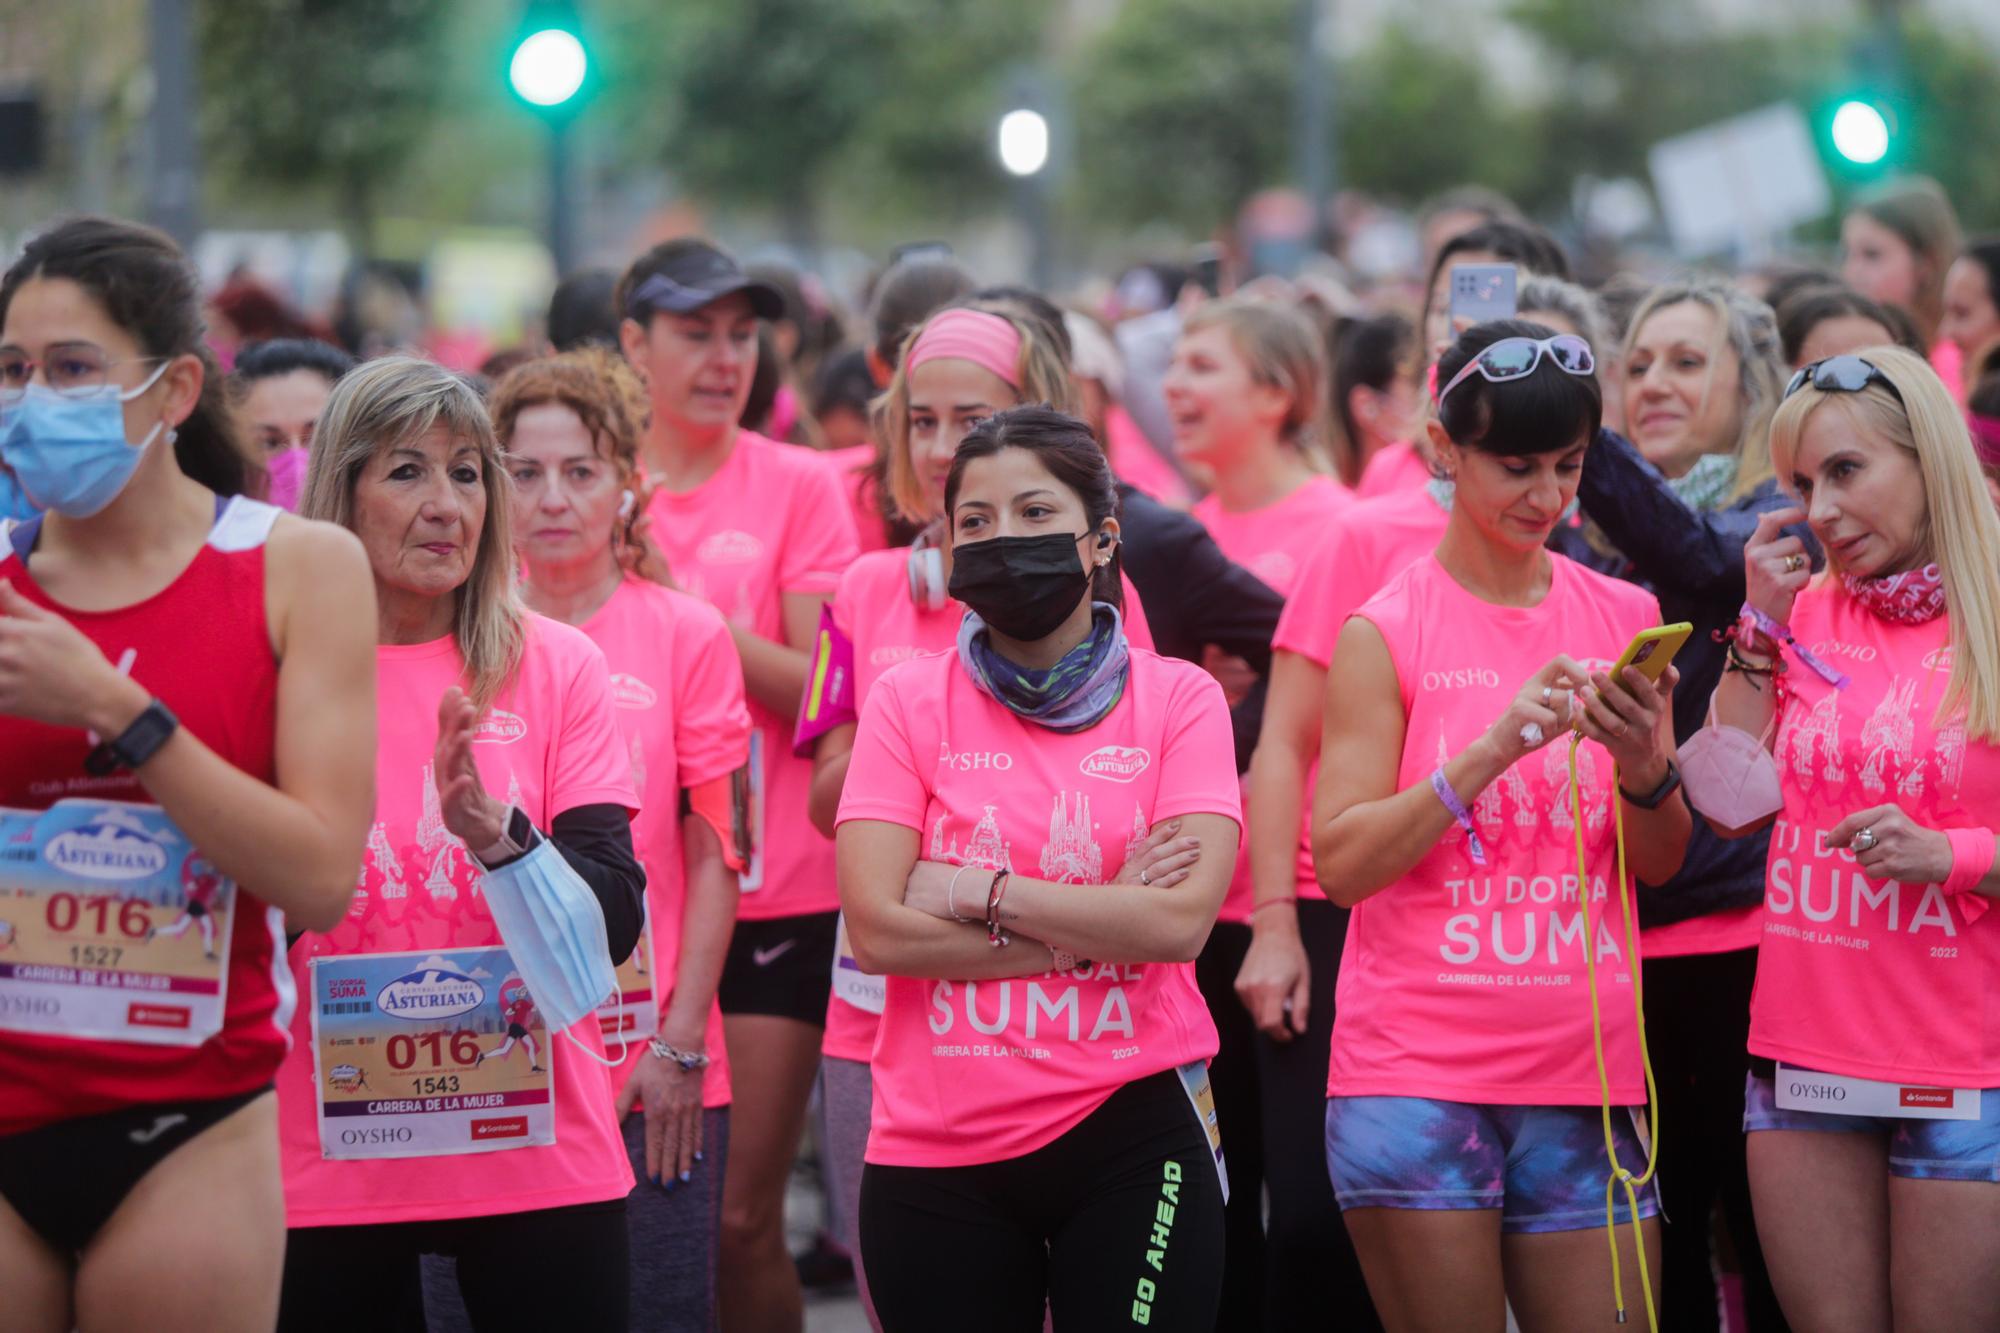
left=1324, top=1095, right=1661, bottom=1234
left=1742, top=1071, right=2000, bottom=1183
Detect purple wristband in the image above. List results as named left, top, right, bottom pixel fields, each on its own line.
left=1430, top=767, right=1487, bottom=866
left=1739, top=602, right=1850, bottom=689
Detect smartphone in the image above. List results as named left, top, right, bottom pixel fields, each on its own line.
left=1608, top=623, right=1694, bottom=690
left=1449, top=262, right=1518, bottom=325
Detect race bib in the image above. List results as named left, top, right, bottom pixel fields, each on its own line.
left=1775, top=1062, right=1981, bottom=1120
left=1177, top=1059, right=1229, bottom=1203
left=0, top=800, right=234, bottom=1047
left=597, top=904, right=658, bottom=1045
left=830, top=913, right=884, bottom=1015
left=311, top=946, right=555, bottom=1160
left=738, top=730, right=768, bottom=893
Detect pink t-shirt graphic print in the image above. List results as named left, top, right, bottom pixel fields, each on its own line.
left=838, top=647, right=1240, bottom=1167
left=1327, top=554, right=1660, bottom=1106
left=1750, top=584, right=2000, bottom=1088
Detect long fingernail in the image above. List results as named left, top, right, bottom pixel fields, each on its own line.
left=693, top=1150, right=704, bottom=1163
left=662, top=1177, right=677, bottom=1194
left=649, top=1172, right=660, bottom=1186
left=680, top=1169, right=692, bottom=1183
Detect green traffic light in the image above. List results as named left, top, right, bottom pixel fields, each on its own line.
left=509, top=27, right=587, bottom=108
left=1830, top=100, right=1889, bottom=165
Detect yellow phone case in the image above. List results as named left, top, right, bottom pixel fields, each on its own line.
left=1609, top=622, right=1694, bottom=686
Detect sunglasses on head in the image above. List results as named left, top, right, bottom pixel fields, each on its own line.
left=1436, top=335, right=1595, bottom=409
left=1784, top=354, right=1903, bottom=404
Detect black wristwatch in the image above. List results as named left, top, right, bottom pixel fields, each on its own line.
left=84, top=699, right=179, bottom=777
left=1619, top=761, right=1683, bottom=811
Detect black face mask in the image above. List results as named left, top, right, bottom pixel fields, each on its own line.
left=948, top=531, right=1096, bottom=641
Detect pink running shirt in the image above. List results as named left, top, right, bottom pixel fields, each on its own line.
left=815, top=550, right=1160, bottom=1063
left=821, top=442, right=889, bottom=554
left=1106, top=404, right=1192, bottom=508
left=1749, top=584, right=2000, bottom=1086
left=278, top=616, right=640, bottom=1226
left=1268, top=487, right=1451, bottom=898
left=1355, top=439, right=1431, bottom=498
left=644, top=430, right=859, bottom=920
left=838, top=648, right=1240, bottom=1166
left=1327, top=553, right=1661, bottom=1105
left=1192, top=474, right=1355, bottom=599
left=583, top=578, right=751, bottom=1109
left=1193, top=475, right=1356, bottom=920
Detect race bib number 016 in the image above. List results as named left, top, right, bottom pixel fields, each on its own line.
left=0, top=800, right=234, bottom=1046
left=311, top=947, right=555, bottom=1160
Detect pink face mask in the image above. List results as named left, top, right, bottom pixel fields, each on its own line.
left=1677, top=702, right=1782, bottom=829
left=265, top=446, right=309, bottom=512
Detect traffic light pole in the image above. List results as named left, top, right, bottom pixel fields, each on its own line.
left=548, top=117, right=575, bottom=275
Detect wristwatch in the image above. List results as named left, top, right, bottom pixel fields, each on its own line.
left=1619, top=761, right=1683, bottom=811
left=84, top=699, right=179, bottom=777
left=471, top=805, right=540, bottom=869
left=649, top=1038, right=711, bottom=1072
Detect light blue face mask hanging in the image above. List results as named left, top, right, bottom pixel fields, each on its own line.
left=478, top=840, right=626, bottom=1065
left=0, top=362, right=170, bottom=518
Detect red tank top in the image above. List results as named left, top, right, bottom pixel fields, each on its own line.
left=0, top=497, right=290, bottom=1134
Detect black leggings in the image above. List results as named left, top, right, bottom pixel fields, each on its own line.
left=1194, top=919, right=1267, bottom=1329
left=861, top=1070, right=1226, bottom=1332
left=278, top=1197, right=628, bottom=1333
left=1255, top=899, right=1378, bottom=1332
left=1645, top=947, right=1789, bottom=1333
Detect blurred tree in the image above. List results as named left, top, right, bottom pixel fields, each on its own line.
left=196, top=0, right=449, bottom=246
left=1885, top=14, right=2000, bottom=229
left=1334, top=24, right=1538, bottom=209
left=592, top=0, right=1042, bottom=249
left=1068, top=0, right=1294, bottom=232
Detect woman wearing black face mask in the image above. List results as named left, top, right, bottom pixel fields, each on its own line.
left=834, top=406, right=1241, bottom=1331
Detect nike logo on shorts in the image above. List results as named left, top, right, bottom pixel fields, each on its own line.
left=129, top=1113, right=188, bottom=1146
left=752, top=940, right=797, bottom=966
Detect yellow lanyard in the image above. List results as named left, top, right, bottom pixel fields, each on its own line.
left=1569, top=734, right=1659, bottom=1329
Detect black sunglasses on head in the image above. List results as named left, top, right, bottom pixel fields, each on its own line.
left=1784, top=354, right=1903, bottom=404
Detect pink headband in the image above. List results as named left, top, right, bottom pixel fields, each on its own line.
left=906, top=308, right=1022, bottom=390
left=1971, top=412, right=2000, bottom=469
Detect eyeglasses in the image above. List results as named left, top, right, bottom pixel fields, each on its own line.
left=0, top=348, right=167, bottom=404
left=1784, top=354, right=1903, bottom=405
left=1436, top=335, right=1595, bottom=409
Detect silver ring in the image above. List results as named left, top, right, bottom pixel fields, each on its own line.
left=1140, top=869, right=1151, bottom=885
left=1541, top=685, right=1553, bottom=708
left=1852, top=827, right=1877, bottom=853
left=1519, top=722, right=1545, bottom=748
left=1784, top=553, right=1806, bottom=574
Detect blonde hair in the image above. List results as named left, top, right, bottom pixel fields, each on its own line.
left=1769, top=344, right=2000, bottom=741
left=302, top=355, right=525, bottom=712
left=1850, top=176, right=1962, bottom=344
left=879, top=304, right=1076, bottom=525
left=1181, top=297, right=1331, bottom=471
left=1623, top=277, right=1786, bottom=501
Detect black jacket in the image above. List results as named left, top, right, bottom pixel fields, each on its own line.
left=1116, top=483, right=1284, bottom=771
left=1551, top=429, right=1821, bottom=929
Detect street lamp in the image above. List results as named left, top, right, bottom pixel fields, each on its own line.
left=507, top=5, right=590, bottom=273
left=996, top=109, right=1049, bottom=178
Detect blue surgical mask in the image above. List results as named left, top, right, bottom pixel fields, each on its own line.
left=0, top=361, right=170, bottom=517
left=478, top=840, right=624, bottom=1063
left=0, top=465, right=37, bottom=525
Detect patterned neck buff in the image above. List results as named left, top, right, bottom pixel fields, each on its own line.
left=1843, top=562, right=1946, bottom=625
left=956, top=603, right=1130, bottom=733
